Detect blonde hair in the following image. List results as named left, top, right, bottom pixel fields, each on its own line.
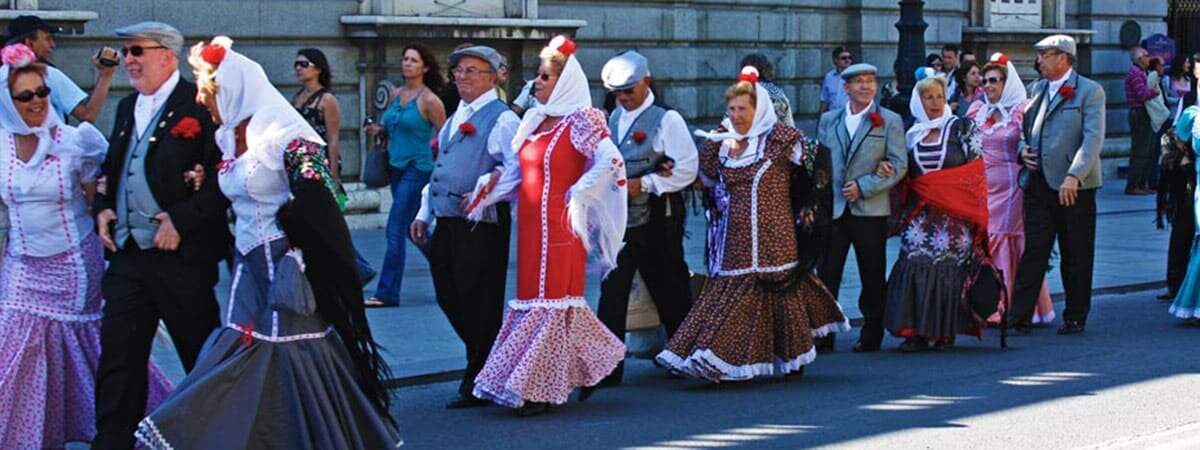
left=724, top=80, right=757, bottom=104
left=538, top=45, right=568, bottom=76
left=187, top=41, right=219, bottom=102
left=915, top=75, right=947, bottom=98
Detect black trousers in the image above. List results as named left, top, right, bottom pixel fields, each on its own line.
left=1011, top=174, right=1097, bottom=324
left=1128, top=106, right=1155, bottom=190
left=93, top=242, right=221, bottom=450
left=428, top=204, right=511, bottom=398
left=597, top=193, right=692, bottom=385
left=1168, top=199, right=1196, bottom=296
left=818, top=213, right=889, bottom=347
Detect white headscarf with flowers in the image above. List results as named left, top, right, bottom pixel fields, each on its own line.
left=198, top=36, right=324, bottom=169
left=906, top=66, right=954, bottom=149
left=0, top=44, right=64, bottom=166
left=706, top=66, right=778, bottom=145
left=973, top=52, right=1028, bottom=129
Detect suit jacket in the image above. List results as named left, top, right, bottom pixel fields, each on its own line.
left=817, top=102, right=908, bottom=218
left=1023, top=70, right=1106, bottom=190
left=94, top=78, right=231, bottom=263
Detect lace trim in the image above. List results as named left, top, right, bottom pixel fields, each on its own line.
left=714, top=261, right=798, bottom=277
left=567, top=108, right=610, bottom=158
left=656, top=347, right=816, bottom=382
left=749, top=159, right=772, bottom=267
left=506, top=296, right=589, bottom=310
left=1169, top=304, right=1200, bottom=319
left=812, top=319, right=853, bottom=338
left=135, top=417, right=175, bottom=450
left=0, top=302, right=102, bottom=322
left=226, top=323, right=334, bottom=343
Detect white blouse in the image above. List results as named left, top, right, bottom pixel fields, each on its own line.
left=0, top=124, right=106, bottom=257
left=218, top=140, right=291, bottom=256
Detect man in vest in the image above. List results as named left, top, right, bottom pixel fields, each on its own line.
left=410, top=45, right=520, bottom=409
left=595, top=50, right=698, bottom=387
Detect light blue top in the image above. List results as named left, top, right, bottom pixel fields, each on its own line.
left=381, top=94, right=435, bottom=172
left=46, top=66, right=87, bottom=119
left=821, top=68, right=849, bottom=109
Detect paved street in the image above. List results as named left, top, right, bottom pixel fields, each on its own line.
left=388, top=289, right=1200, bottom=449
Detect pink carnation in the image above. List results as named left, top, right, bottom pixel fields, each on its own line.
left=1, top=44, right=36, bottom=68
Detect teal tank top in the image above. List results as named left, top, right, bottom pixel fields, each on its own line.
left=381, top=93, right=435, bottom=171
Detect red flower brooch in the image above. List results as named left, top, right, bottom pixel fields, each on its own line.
left=1058, top=85, right=1075, bottom=100
left=459, top=122, right=476, bottom=135
left=868, top=112, right=884, bottom=128
left=170, top=116, right=202, bottom=139
left=632, top=130, right=647, bottom=143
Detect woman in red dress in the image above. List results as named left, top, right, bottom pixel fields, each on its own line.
left=470, top=36, right=627, bottom=416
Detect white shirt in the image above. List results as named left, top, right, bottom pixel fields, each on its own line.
left=845, top=100, right=874, bottom=137
left=1046, top=68, right=1075, bottom=101
left=134, top=70, right=181, bottom=139
left=614, top=91, right=699, bottom=195
left=416, top=89, right=521, bottom=223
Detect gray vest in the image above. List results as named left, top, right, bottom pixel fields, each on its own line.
left=429, top=99, right=508, bottom=222
left=115, top=105, right=166, bottom=249
left=609, top=104, right=668, bottom=228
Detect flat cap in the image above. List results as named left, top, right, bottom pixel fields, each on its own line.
left=450, top=45, right=505, bottom=73
left=601, top=50, right=650, bottom=90
left=1035, top=34, right=1077, bottom=57
left=115, top=22, right=184, bottom=53
left=840, top=63, right=878, bottom=80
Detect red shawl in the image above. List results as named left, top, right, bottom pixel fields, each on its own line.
left=892, top=158, right=990, bottom=250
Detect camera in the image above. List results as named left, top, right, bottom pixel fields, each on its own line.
left=96, top=47, right=119, bottom=67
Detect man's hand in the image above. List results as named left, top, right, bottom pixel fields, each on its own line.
left=183, top=164, right=205, bottom=191
left=152, top=212, right=181, bottom=251
left=1059, top=175, right=1080, bottom=207
left=91, top=47, right=119, bottom=77
left=875, top=161, right=895, bottom=178
left=410, top=219, right=429, bottom=246
left=799, top=206, right=816, bottom=228
left=97, top=209, right=117, bottom=252
left=627, top=178, right=643, bottom=198
left=1021, top=145, right=1039, bottom=171
left=656, top=158, right=675, bottom=178
left=462, top=169, right=501, bottom=212
left=842, top=181, right=862, bottom=203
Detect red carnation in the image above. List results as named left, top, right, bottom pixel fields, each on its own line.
left=170, top=116, right=202, bottom=139
left=632, top=130, right=647, bottom=143
left=985, top=117, right=996, bottom=127
left=737, top=67, right=759, bottom=85
left=1058, top=85, right=1075, bottom=100
left=991, top=53, right=1010, bottom=66
left=868, top=112, right=884, bottom=128
left=429, top=137, right=439, bottom=158
left=201, top=43, right=226, bottom=66
left=551, top=36, right=576, bottom=57
left=459, top=122, right=476, bottom=135
left=617, top=178, right=627, bottom=187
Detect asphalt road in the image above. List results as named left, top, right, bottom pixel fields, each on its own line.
left=388, top=289, right=1200, bottom=449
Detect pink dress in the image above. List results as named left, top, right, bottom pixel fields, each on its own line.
left=472, top=109, right=626, bottom=408
left=966, top=101, right=1055, bottom=324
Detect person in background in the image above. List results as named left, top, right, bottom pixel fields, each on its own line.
left=1167, top=105, right=1200, bottom=323
left=1125, top=47, right=1159, bottom=195
left=819, top=46, right=853, bottom=115
left=941, top=43, right=961, bottom=94
left=3, top=15, right=116, bottom=123
left=740, top=53, right=794, bottom=127
left=949, top=62, right=982, bottom=117
left=363, top=42, right=446, bottom=307
left=961, top=50, right=977, bottom=68
left=1164, top=53, right=1192, bottom=120
left=927, top=53, right=944, bottom=74
left=291, top=47, right=377, bottom=284
left=1157, top=121, right=1195, bottom=302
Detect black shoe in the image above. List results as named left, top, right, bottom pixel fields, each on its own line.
left=1057, top=320, right=1086, bottom=335
left=578, top=386, right=596, bottom=403
left=516, top=402, right=550, bottom=417
left=814, top=334, right=835, bottom=354
left=898, top=337, right=928, bottom=353
left=851, top=340, right=880, bottom=353
left=1009, top=321, right=1033, bottom=336
left=1158, top=292, right=1175, bottom=302
left=445, top=395, right=489, bottom=409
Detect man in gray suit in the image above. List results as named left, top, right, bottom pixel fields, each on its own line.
left=816, top=63, right=908, bottom=353
left=1012, top=35, right=1106, bottom=335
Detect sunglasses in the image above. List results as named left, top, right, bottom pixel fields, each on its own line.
left=536, top=71, right=553, bottom=82
left=981, top=76, right=1005, bottom=86
left=838, top=55, right=853, bottom=61
left=614, top=86, right=636, bottom=95
left=121, top=45, right=168, bottom=58
left=294, top=60, right=312, bottom=69
left=11, top=85, right=50, bottom=103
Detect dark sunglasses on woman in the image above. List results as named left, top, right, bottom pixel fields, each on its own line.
left=120, top=45, right=168, bottom=58
left=294, top=60, right=312, bottom=69
left=981, top=76, right=1004, bottom=86
left=11, top=85, right=51, bottom=103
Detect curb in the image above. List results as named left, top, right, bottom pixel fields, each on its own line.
left=383, top=279, right=1168, bottom=389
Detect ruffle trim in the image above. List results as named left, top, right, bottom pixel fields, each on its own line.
left=813, top=319, right=852, bottom=338
left=655, top=347, right=816, bottom=382
left=1168, top=304, right=1200, bottom=319
left=135, top=417, right=175, bottom=450
left=506, top=296, right=589, bottom=310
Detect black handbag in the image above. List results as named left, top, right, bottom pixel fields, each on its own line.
left=361, top=143, right=389, bottom=188
left=967, top=263, right=1010, bottom=348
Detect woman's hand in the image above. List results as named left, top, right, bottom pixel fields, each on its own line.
left=875, top=160, right=895, bottom=178
left=183, top=164, right=205, bottom=191
left=364, top=123, right=383, bottom=137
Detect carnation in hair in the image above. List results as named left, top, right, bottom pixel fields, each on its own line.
left=1, top=44, right=37, bottom=69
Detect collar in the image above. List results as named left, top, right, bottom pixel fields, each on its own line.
left=140, top=70, right=180, bottom=102
left=846, top=100, right=874, bottom=119
left=618, top=89, right=655, bottom=119
left=1047, top=68, right=1074, bottom=93
left=457, top=88, right=499, bottom=117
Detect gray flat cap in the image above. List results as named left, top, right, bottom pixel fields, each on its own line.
left=601, top=50, right=650, bottom=90
left=449, top=45, right=505, bottom=73
left=840, top=63, right=878, bottom=80
left=1035, top=34, right=1077, bottom=57
left=115, top=22, right=184, bottom=53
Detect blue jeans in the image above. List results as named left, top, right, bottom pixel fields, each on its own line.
left=374, top=165, right=431, bottom=303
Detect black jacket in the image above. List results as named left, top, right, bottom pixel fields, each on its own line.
left=94, top=78, right=231, bottom=263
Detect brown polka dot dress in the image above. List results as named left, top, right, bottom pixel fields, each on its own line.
left=656, top=124, right=850, bottom=382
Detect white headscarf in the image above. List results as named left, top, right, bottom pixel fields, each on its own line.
left=905, top=66, right=954, bottom=149
left=205, top=37, right=324, bottom=168
left=0, top=44, right=62, bottom=167
left=973, top=53, right=1028, bottom=129
left=706, top=66, right=778, bottom=144
left=511, top=36, right=593, bottom=149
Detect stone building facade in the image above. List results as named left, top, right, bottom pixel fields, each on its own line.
left=5, top=0, right=1171, bottom=221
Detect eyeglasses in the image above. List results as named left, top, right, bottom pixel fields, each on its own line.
left=294, top=60, right=312, bottom=69
left=1037, top=49, right=1063, bottom=58
left=121, top=45, right=168, bottom=58
left=11, top=85, right=50, bottom=103
left=452, top=66, right=493, bottom=77
left=981, top=76, right=1005, bottom=86
left=536, top=71, right=553, bottom=82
